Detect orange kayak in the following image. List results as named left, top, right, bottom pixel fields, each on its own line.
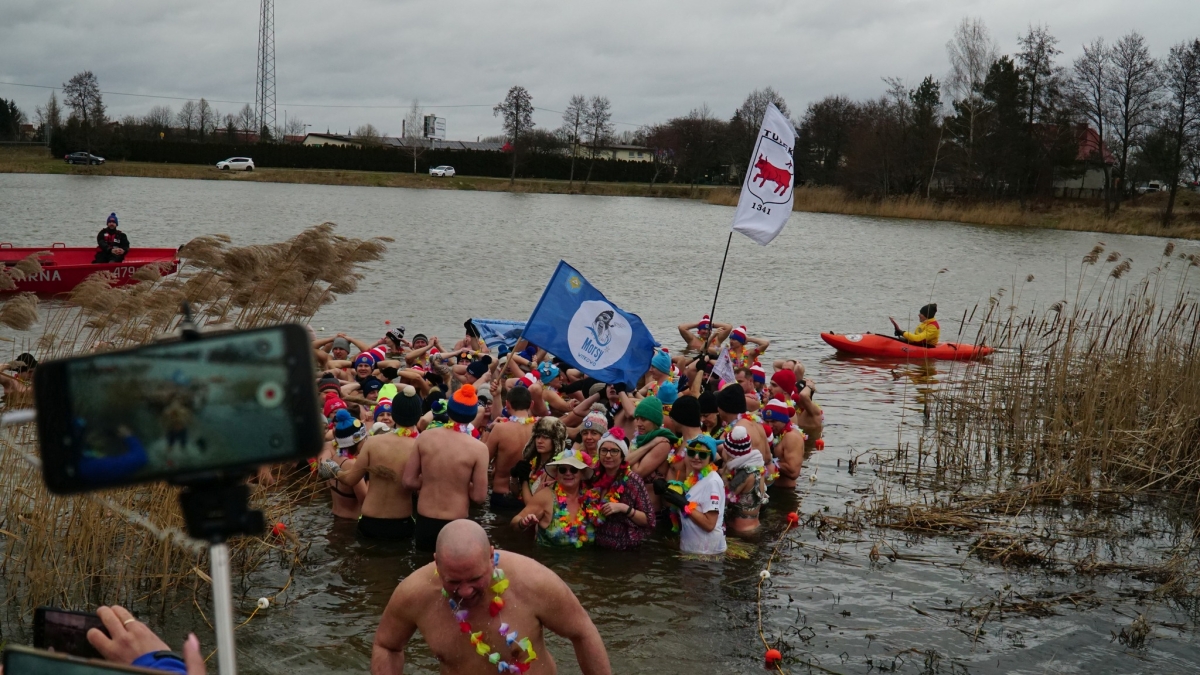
left=821, top=332, right=992, bottom=360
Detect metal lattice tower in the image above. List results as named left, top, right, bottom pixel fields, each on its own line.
left=254, top=0, right=276, bottom=139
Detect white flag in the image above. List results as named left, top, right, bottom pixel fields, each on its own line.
left=730, top=103, right=796, bottom=246
left=712, top=346, right=737, bottom=385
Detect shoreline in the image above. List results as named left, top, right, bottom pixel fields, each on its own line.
left=4, top=146, right=1199, bottom=240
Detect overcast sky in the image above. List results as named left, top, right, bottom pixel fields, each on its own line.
left=2, top=0, right=1197, bottom=140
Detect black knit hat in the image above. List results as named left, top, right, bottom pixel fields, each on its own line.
left=920, top=303, right=937, bottom=318
left=466, top=355, right=492, bottom=380
left=393, top=385, right=423, bottom=427
left=698, top=390, right=719, bottom=415
left=669, top=395, right=701, bottom=428
left=716, top=383, right=747, bottom=414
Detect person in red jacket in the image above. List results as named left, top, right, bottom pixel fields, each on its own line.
left=94, top=212, right=130, bottom=263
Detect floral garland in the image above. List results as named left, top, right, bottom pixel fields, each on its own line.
left=427, top=420, right=472, bottom=434
left=587, top=464, right=629, bottom=504
left=667, top=464, right=715, bottom=531
left=442, top=551, right=537, bottom=673
left=552, top=484, right=604, bottom=548
left=500, top=415, right=536, bottom=425
left=665, top=437, right=686, bottom=466
left=714, top=413, right=764, bottom=447
left=394, top=426, right=419, bottom=439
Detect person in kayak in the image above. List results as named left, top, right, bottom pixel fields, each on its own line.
left=892, top=304, right=940, bottom=347
left=94, top=213, right=130, bottom=263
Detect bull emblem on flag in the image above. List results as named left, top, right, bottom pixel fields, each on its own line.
left=745, top=127, right=794, bottom=206
left=752, top=154, right=792, bottom=195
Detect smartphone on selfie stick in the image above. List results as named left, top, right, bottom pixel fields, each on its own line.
left=17, top=305, right=324, bottom=675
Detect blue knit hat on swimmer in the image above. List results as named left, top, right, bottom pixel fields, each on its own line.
left=658, top=380, right=679, bottom=406
left=333, top=409, right=368, bottom=449
left=446, top=383, right=480, bottom=423
left=537, top=361, right=560, bottom=384
left=687, top=434, right=719, bottom=457
left=651, top=349, right=672, bottom=375
left=106, top=213, right=118, bottom=226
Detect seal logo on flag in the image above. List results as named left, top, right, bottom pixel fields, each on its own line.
left=746, top=128, right=794, bottom=206
left=567, top=300, right=631, bottom=369
left=566, top=274, right=583, bottom=294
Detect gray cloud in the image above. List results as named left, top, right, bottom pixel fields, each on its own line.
left=2, top=0, right=1197, bottom=139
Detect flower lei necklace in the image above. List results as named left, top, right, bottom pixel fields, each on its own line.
left=502, top=415, right=536, bottom=425
left=394, top=426, right=419, bottom=439
left=428, top=420, right=472, bottom=434
left=441, top=551, right=537, bottom=673
left=552, top=484, right=603, bottom=548
left=588, top=464, right=629, bottom=503
left=668, top=464, right=715, bottom=531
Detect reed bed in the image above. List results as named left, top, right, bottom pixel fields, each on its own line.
left=706, top=186, right=1200, bottom=239
left=0, top=223, right=388, bottom=623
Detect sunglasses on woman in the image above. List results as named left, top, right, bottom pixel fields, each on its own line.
left=685, top=449, right=711, bottom=460
left=555, top=466, right=580, bottom=475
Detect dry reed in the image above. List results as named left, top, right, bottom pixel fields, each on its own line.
left=0, top=223, right=388, bottom=624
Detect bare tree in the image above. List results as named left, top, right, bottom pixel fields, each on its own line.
left=1161, top=38, right=1200, bottom=225
left=493, top=86, right=535, bottom=185
left=223, top=113, right=238, bottom=141
left=1105, top=32, right=1161, bottom=205
left=560, top=94, right=587, bottom=188
left=62, top=71, right=104, bottom=154
left=1072, top=38, right=1114, bottom=214
left=1016, top=24, right=1063, bottom=125
left=176, top=100, right=198, bottom=139
left=144, top=105, right=173, bottom=134
left=945, top=17, right=998, bottom=180
left=197, top=99, right=218, bottom=141
left=40, top=92, right=62, bottom=146
left=583, top=95, right=614, bottom=190
left=403, top=100, right=426, bottom=173
left=737, top=87, right=791, bottom=130
left=237, top=104, right=256, bottom=135
left=282, top=116, right=306, bottom=140
left=354, top=124, right=382, bottom=145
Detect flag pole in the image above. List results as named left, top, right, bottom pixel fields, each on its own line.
left=699, top=230, right=734, bottom=385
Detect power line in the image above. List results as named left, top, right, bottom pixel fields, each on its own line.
left=0, top=80, right=645, bottom=127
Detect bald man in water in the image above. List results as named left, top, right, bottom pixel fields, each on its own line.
left=371, top=520, right=611, bottom=675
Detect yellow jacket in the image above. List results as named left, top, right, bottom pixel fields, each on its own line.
left=903, top=318, right=940, bottom=346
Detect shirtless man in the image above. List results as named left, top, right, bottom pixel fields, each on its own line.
left=677, top=314, right=732, bottom=355
left=404, top=384, right=489, bottom=551
left=763, top=398, right=805, bottom=489
left=794, top=383, right=824, bottom=451
left=485, top=385, right=535, bottom=512
left=322, top=385, right=424, bottom=540
left=371, top=519, right=610, bottom=675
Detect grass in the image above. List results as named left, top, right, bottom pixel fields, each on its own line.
left=0, top=223, right=387, bottom=622
left=708, top=184, right=1200, bottom=239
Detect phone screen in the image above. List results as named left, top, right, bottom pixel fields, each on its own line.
left=36, top=325, right=321, bottom=492
left=34, top=608, right=105, bottom=659
left=4, top=645, right=159, bottom=675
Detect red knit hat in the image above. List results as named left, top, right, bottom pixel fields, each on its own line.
left=698, top=314, right=711, bottom=331
left=771, top=369, right=797, bottom=398
left=517, top=372, right=539, bottom=388
left=762, top=398, right=792, bottom=424
left=730, top=325, right=747, bottom=344
left=323, top=392, right=348, bottom=418
left=750, top=363, right=766, bottom=383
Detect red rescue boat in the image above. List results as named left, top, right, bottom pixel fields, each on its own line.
left=821, top=331, right=992, bottom=361
left=0, top=243, right=180, bottom=296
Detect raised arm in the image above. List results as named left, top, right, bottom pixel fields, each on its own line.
left=746, top=334, right=770, bottom=356
left=677, top=321, right=699, bottom=345
left=470, top=445, right=489, bottom=505
left=402, top=444, right=424, bottom=491
left=711, top=322, right=733, bottom=344
left=536, top=565, right=612, bottom=675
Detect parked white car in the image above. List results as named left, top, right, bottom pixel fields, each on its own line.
left=216, top=157, right=255, bottom=171
left=429, top=165, right=455, bottom=177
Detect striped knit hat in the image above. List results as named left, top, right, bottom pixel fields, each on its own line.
left=750, top=362, right=766, bottom=383
left=730, top=325, right=747, bottom=344
left=697, top=314, right=711, bottom=331
left=724, top=425, right=753, bottom=457
left=447, top=383, right=480, bottom=423
left=762, top=398, right=792, bottom=424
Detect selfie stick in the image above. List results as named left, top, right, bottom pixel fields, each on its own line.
left=172, top=305, right=264, bottom=675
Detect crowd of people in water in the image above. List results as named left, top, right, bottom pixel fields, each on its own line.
left=310, top=315, right=826, bottom=557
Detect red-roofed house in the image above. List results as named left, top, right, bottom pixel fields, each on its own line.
left=1054, top=125, right=1115, bottom=198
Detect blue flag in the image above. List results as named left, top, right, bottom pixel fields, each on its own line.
left=522, top=261, right=657, bottom=388
left=469, top=318, right=526, bottom=352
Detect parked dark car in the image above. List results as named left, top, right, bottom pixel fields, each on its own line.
left=65, top=152, right=105, bottom=165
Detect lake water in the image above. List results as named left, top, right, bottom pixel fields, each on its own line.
left=3, top=173, right=1199, bottom=674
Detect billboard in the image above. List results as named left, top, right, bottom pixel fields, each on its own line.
left=423, top=115, right=446, bottom=140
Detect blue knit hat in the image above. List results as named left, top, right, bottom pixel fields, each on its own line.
left=651, top=349, right=671, bottom=375
left=686, top=434, right=719, bottom=456
left=446, top=383, right=480, bottom=423
left=537, top=362, right=560, bottom=384
left=658, top=381, right=679, bottom=406
left=333, top=409, right=367, bottom=448
left=106, top=213, right=118, bottom=225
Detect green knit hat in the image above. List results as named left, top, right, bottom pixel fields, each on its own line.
left=634, top=395, right=664, bottom=427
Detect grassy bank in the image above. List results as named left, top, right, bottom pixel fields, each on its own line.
left=707, top=185, right=1200, bottom=239
left=0, top=146, right=713, bottom=199
left=5, top=146, right=1199, bottom=239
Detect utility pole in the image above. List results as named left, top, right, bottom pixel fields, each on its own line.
left=254, top=0, right=276, bottom=141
